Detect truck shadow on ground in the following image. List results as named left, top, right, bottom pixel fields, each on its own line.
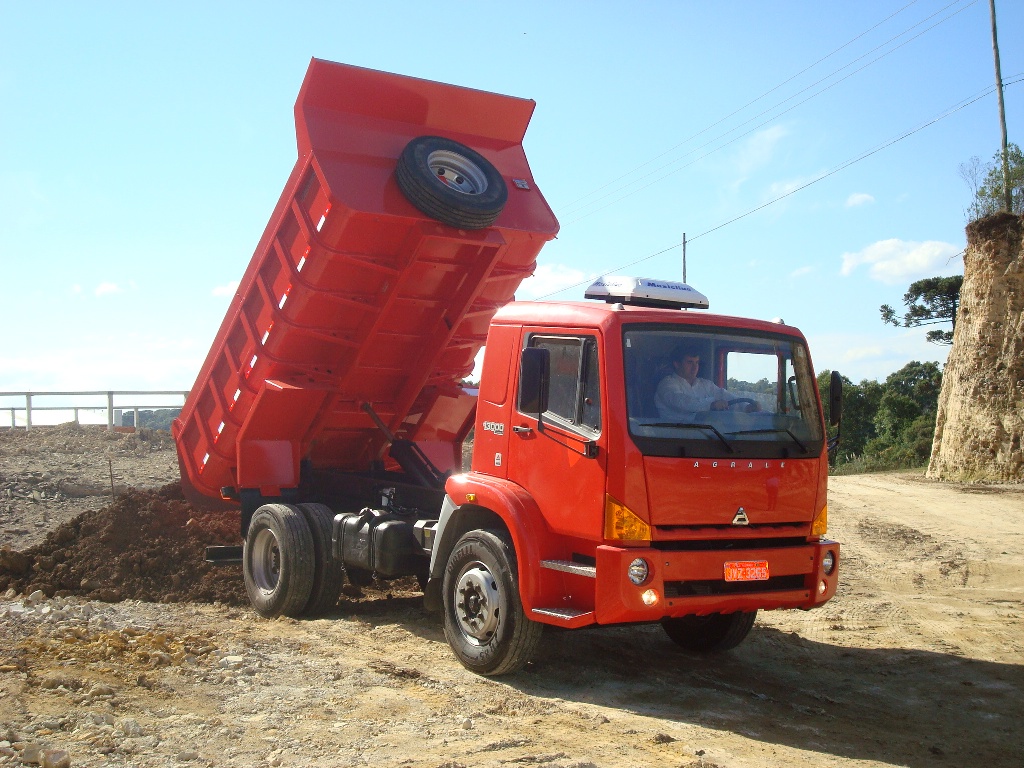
left=336, top=600, right=1021, bottom=768
left=513, top=622, right=1022, bottom=768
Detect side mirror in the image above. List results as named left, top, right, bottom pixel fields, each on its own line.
left=518, top=347, right=550, bottom=417
left=829, top=370, right=843, bottom=427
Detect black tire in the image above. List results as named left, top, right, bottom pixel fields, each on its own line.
left=395, top=135, right=507, bottom=229
left=442, top=530, right=542, bottom=676
left=243, top=504, right=315, bottom=618
left=662, top=610, right=757, bottom=653
left=297, top=503, right=344, bottom=616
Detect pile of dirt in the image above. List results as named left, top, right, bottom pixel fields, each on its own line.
left=0, top=483, right=246, bottom=605
left=0, top=421, right=175, bottom=457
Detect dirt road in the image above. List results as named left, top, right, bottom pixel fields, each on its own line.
left=1, top=428, right=1021, bottom=767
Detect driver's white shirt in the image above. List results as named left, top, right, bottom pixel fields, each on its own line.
left=655, top=374, right=732, bottom=417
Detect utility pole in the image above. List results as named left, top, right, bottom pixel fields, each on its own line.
left=988, top=0, right=1012, bottom=212
left=682, top=232, right=687, bottom=283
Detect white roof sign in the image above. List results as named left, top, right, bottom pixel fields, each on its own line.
left=584, top=276, right=710, bottom=310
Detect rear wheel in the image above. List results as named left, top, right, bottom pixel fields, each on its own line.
left=243, top=504, right=315, bottom=618
left=297, top=503, right=343, bottom=616
left=442, top=530, right=542, bottom=676
left=661, top=610, right=757, bottom=652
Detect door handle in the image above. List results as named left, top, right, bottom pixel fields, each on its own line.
left=512, top=426, right=533, bottom=434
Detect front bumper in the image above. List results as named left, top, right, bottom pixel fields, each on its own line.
left=593, top=539, right=839, bottom=625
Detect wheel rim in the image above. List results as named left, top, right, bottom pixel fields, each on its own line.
left=250, top=527, right=282, bottom=594
left=427, top=150, right=488, bottom=195
left=454, top=562, right=500, bottom=645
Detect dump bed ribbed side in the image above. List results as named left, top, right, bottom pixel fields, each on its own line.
left=173, top=60, right=558, bottom=505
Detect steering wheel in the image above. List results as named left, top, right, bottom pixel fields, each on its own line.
left=727, top=398, right=758, bottom=411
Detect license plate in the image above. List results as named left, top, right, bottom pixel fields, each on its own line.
left=724, top=560, right=769, bottom=582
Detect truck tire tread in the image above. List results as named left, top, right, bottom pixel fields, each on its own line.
left=395, top=135, right=507, bottom=230
left=661, top=610, right=757, bottom=653
left=243, top=504, right=316, bottom=619
left=297, top=503, right=344, bottom=616
left=442, top=529, right=542, bottom=676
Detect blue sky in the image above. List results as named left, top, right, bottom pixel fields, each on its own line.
left=2, top=1, right=1021, bottom=415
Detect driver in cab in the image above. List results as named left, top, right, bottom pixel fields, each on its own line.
left=655, top=345, right=759, bottom=418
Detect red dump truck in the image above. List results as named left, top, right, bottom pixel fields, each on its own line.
left=174, top=59, right=842, bottom=676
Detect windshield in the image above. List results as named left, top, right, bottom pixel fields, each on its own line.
left=624, top=325, right=824, bottom=458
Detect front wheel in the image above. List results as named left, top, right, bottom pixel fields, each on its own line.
left=442, top=530, right=542, bottom=676
left=661, top=610, right=757, bottom=652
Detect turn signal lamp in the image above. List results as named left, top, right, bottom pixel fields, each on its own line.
left=811, top=504, right=828, bottom=536
left=604, top=495, right=651, bottom=542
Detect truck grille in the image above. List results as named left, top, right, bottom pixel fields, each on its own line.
left=664, top=574, right=806, bottom=597
left=653, top=522, right=809, bottom=542
left=652, top=536, right=807, bottom=552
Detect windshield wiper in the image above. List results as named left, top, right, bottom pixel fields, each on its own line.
left=644, top=423, right=734, bottom=453
left=728, top=428, right=809, bottom=454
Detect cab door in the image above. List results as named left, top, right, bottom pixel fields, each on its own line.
left=506, top=331, right=607, bottom=541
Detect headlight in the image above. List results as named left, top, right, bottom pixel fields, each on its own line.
left=822, top=550, right=836, bottom=575
left=627, top=558, right=650, bottom=586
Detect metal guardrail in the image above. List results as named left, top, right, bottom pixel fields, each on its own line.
left=0, top=390, right=189, bottom=430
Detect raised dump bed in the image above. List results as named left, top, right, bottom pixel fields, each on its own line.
left=174, top=59, right=559, bottom=507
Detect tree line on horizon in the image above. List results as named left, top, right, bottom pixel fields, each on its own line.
left=819, top=361, right=942, bottom=473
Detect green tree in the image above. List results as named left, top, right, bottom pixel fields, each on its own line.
left=864, top=361, right=942, bottom=465
left=959, top=142, right=1023, bottom=222
left=880, top=275, right=962, bottom=345
left=817, top=370, right=883, bottom=464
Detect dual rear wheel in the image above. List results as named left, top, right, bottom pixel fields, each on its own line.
left=242, top=503, right=342, bottom=618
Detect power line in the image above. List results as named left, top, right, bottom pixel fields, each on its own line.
left=558, top=0, right=927, bottom=214
left=562, top=0, right=981, bottom=224
left=537, top=85, right=998, bottom=300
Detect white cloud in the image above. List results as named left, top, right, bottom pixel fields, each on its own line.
left=735, top=125, right=790, bottom=176
left=789, top=266, right=814, bottom=279
left=0, top=334, right=201, bottom=395
left=807, top=328, right=951, bottom=383
left=845, top=192, right=875, bottom=208
left=767, top=174, right=816, bottom=200
left=516, top=264, right=589, bottom=299
left=212, top=280, right=240, bottom=297
left=95, top=282, right=122, bottom=297
left=839, top=239, right=961, bottom=285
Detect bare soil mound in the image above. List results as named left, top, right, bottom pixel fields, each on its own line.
left=0, top=483, right=246, bottom=605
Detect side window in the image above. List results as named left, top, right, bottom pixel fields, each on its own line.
left=580, top=340, right=602, bottom=431
left=524, top=335, right=602, bottom=433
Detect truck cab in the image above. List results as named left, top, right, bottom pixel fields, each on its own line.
left=431, top=277, right=839, bottom=673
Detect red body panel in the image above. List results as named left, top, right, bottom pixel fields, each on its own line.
left=594, top=540, right=839, bottom=624
left=468, top=301, right=839, bottom=626
left=643, top=458, right=818, bottom=528
left=173, top=60, right=558, bottom=504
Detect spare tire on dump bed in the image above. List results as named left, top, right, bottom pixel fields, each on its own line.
left=396, top=135, right=508, bottom=229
